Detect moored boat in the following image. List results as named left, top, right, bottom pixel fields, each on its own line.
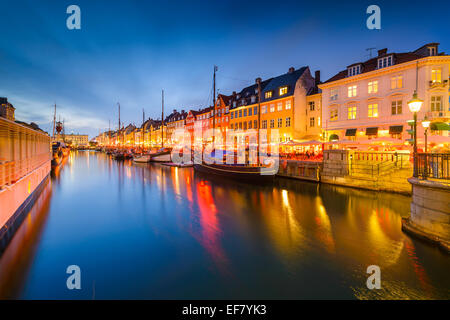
left=133, top=154, right=151, bottom=163
left=150, top=147, right=172, bottom=162
left=193, top=162, right=276, bottom=183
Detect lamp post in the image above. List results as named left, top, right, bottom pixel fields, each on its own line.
left=408, top=91, right=423, bottom=178
left=422, top=117, right=430, bottom=179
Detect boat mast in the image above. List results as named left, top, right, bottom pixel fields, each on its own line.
left=118, top=102, right=121, bottom=148
left=52, top=103, right=56, bottom=139
left=256, top=77, right=261, bottom=165
left=142, top=109, right=145, bottom=149
left=161, top=90, right=164, bottom=148
left=212, top=65, right=217, bottom=149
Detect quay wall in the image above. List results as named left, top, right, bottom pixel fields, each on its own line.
left=402, top=178, right=450, bottom=252
left=277, top=159, right=321, bottom=182
left=0, top=117, right=51, bottom=252
left=320, top=149, right=413, bottom=194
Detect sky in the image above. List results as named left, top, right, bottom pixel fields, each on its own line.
left=0, top=0, right=449, bottom=138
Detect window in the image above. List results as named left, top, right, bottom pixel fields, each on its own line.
left=254, top=120, right=257, bottom=128
left=330, top=109, right=338, bottom=121
left=285, top=100, right=291, bottom=110
left=248, top=108, right=252, bottom=116
left=391, top=76, right=403, bottom=89
left=238, top=110, right=242, bottom=117
left=377, top=55, right=393, bottom=69
left=431, top=69, right=442, bottom=83
left=251, top=96, right=256, bottom=103
left=254, top=107, right=257, bottom=115
left=270, top=104, right=275, bottom=112
left=233, top=101, right=236, bottom=108
left=428, top=47, right=436, bottom=56
left=243, top=109, right=247, bottom=117
left=270, top=119, right=275, bottom=128
left=277, top=102, right=283, bottom=111
left=347, top=65, right=361, bottom=77
left=348, top=105, right=357, bottom=120
left=265, top=91, right=272, bottom=99
left=248, top=121, right=252, bottom=129
left=286, top=117, right=291, bottom=127
left=330, top=88, right=338, bottom=101
left=230, top=124, right=234, bottom=130
left=309, top=117, right=315, bottom=127
left=348, top=85, right=357, bottom=98
left=239, top=122, right=242, bottom=129
left=368, top=81, right=378, bottom=94
left=277, top=118, right=282, bottom=128
left=230, top=112, right=234, bottom=119
left=243, top=122, right=247, bottom=130
left=279, top=86, right=288, bottom=96
left=262, top=120, right=267, bottom=129
left=431, top=96, right=443, bottom=112
left=368, top=103, right=378, bottom=118
left=309, top=101, right=315, bottom=111
left=391, top=100, right=402, bottom=115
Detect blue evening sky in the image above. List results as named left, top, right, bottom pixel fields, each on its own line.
left=0, top=0, right=449, bottom=137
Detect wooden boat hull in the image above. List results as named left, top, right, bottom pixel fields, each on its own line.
left=133, top=155, right=151, bottom=163
left=193, top=163, right=276, bottom=182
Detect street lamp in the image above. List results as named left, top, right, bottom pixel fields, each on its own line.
left=421, top=117, right=430, bottom=179
left=408, top=91, right=423, bottom=177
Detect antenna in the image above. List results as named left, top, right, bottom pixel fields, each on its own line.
left=366, top=47, right=376, bottom=59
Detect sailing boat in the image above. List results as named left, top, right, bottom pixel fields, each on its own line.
left=150, top=90, right=172, bottom=162
left=193, top=66, right=277, bottom=182
left=113, top=103, right=126, bottom=160
left=133, top=109, right=152, bottom=163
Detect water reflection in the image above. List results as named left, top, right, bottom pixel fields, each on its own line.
left=0, top=151, right=449, bottom=299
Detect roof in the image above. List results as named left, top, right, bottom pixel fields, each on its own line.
left=323, top=43, right=443, bottom=84
left=261, top=67, right=308, bottom=103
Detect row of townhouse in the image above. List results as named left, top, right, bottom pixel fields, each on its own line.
left=97, top=42, right=449, bottom=152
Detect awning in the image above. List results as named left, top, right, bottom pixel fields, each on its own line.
left=430, top=122, right=450, bottom=131
left=389, top=125, right=403, bottom=134
left=345, top=128, right=357, bottom=136
left=329, top=134, right=339, bottom=141
left=366, top=127, right=378, bottom=135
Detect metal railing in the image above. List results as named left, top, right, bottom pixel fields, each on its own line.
left=350, top=151, right=411, bottom=177
left=0, top=118, right=51, bottom=189
left=417, top=153, right=450, bottom=180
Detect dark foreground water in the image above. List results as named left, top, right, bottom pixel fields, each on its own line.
left=0, top=151, right=449, bottom=299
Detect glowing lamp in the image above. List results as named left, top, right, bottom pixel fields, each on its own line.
left=407, top=92, right=423, bottom=113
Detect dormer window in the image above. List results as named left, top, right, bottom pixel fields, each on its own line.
left=265, top=91, right=273, bottom=99
left=428, top=46, right=437, bottom=56
left=347, top=65, right=361, bottom=77
left=377, top=55, right=393, bottom=69
left=251, top=96, right=256, bottom=103
left=279, top=86, right=288, bottom=96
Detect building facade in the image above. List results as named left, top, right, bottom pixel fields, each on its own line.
left=319, top=43, right=450, bottom=151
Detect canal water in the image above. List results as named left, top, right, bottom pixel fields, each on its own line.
left=0, top=151, right=449, bottom=299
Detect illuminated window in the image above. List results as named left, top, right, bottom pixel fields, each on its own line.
left=431, top=96, right=443, bottom=112
left=347, top=85, right=357, bottom=98
left=309, top=117, right=315, bottom=127
left=431, top=69, right=442, bottom=83
left=277, top=118, right=282, bottom=128
left=330, top=88, right=338, bottom=101
left=262, top=105, right=267, bottom=114
left=330, top=109, right=338, bottom=121
left=270, top=119, right=274, bottom=128
left=286, top=117, right=291, bottom=127
left=277, top=102, right=283, bottom=111
left=391, top=100, right=402, bottom=115
left=347, top=105, right=357, bottom=120
left=368, top=103, right=378, bottom=118
left=391, top=76, right=403, bottom=89
left=279, top=86, right=288, bottom=96
left=270, top=104, right=275, bottom=112
left=285, top=100, right=291, bottom=110
left=368, top=81, right=378, bottom=94
left=265, top=91, right=273, bottom=99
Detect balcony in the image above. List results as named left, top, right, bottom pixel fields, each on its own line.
left=426, top=110, right=450, bottom=120
left=428, top=79, right=448, bottom=88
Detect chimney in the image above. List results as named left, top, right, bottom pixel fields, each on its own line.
left=255, top=77, right=261, bottom=84
left=314, top=70, right=321, bottom=85
left=288, top=67, right=295, bottom=73
left=378, top=48, right=387, bottom=57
